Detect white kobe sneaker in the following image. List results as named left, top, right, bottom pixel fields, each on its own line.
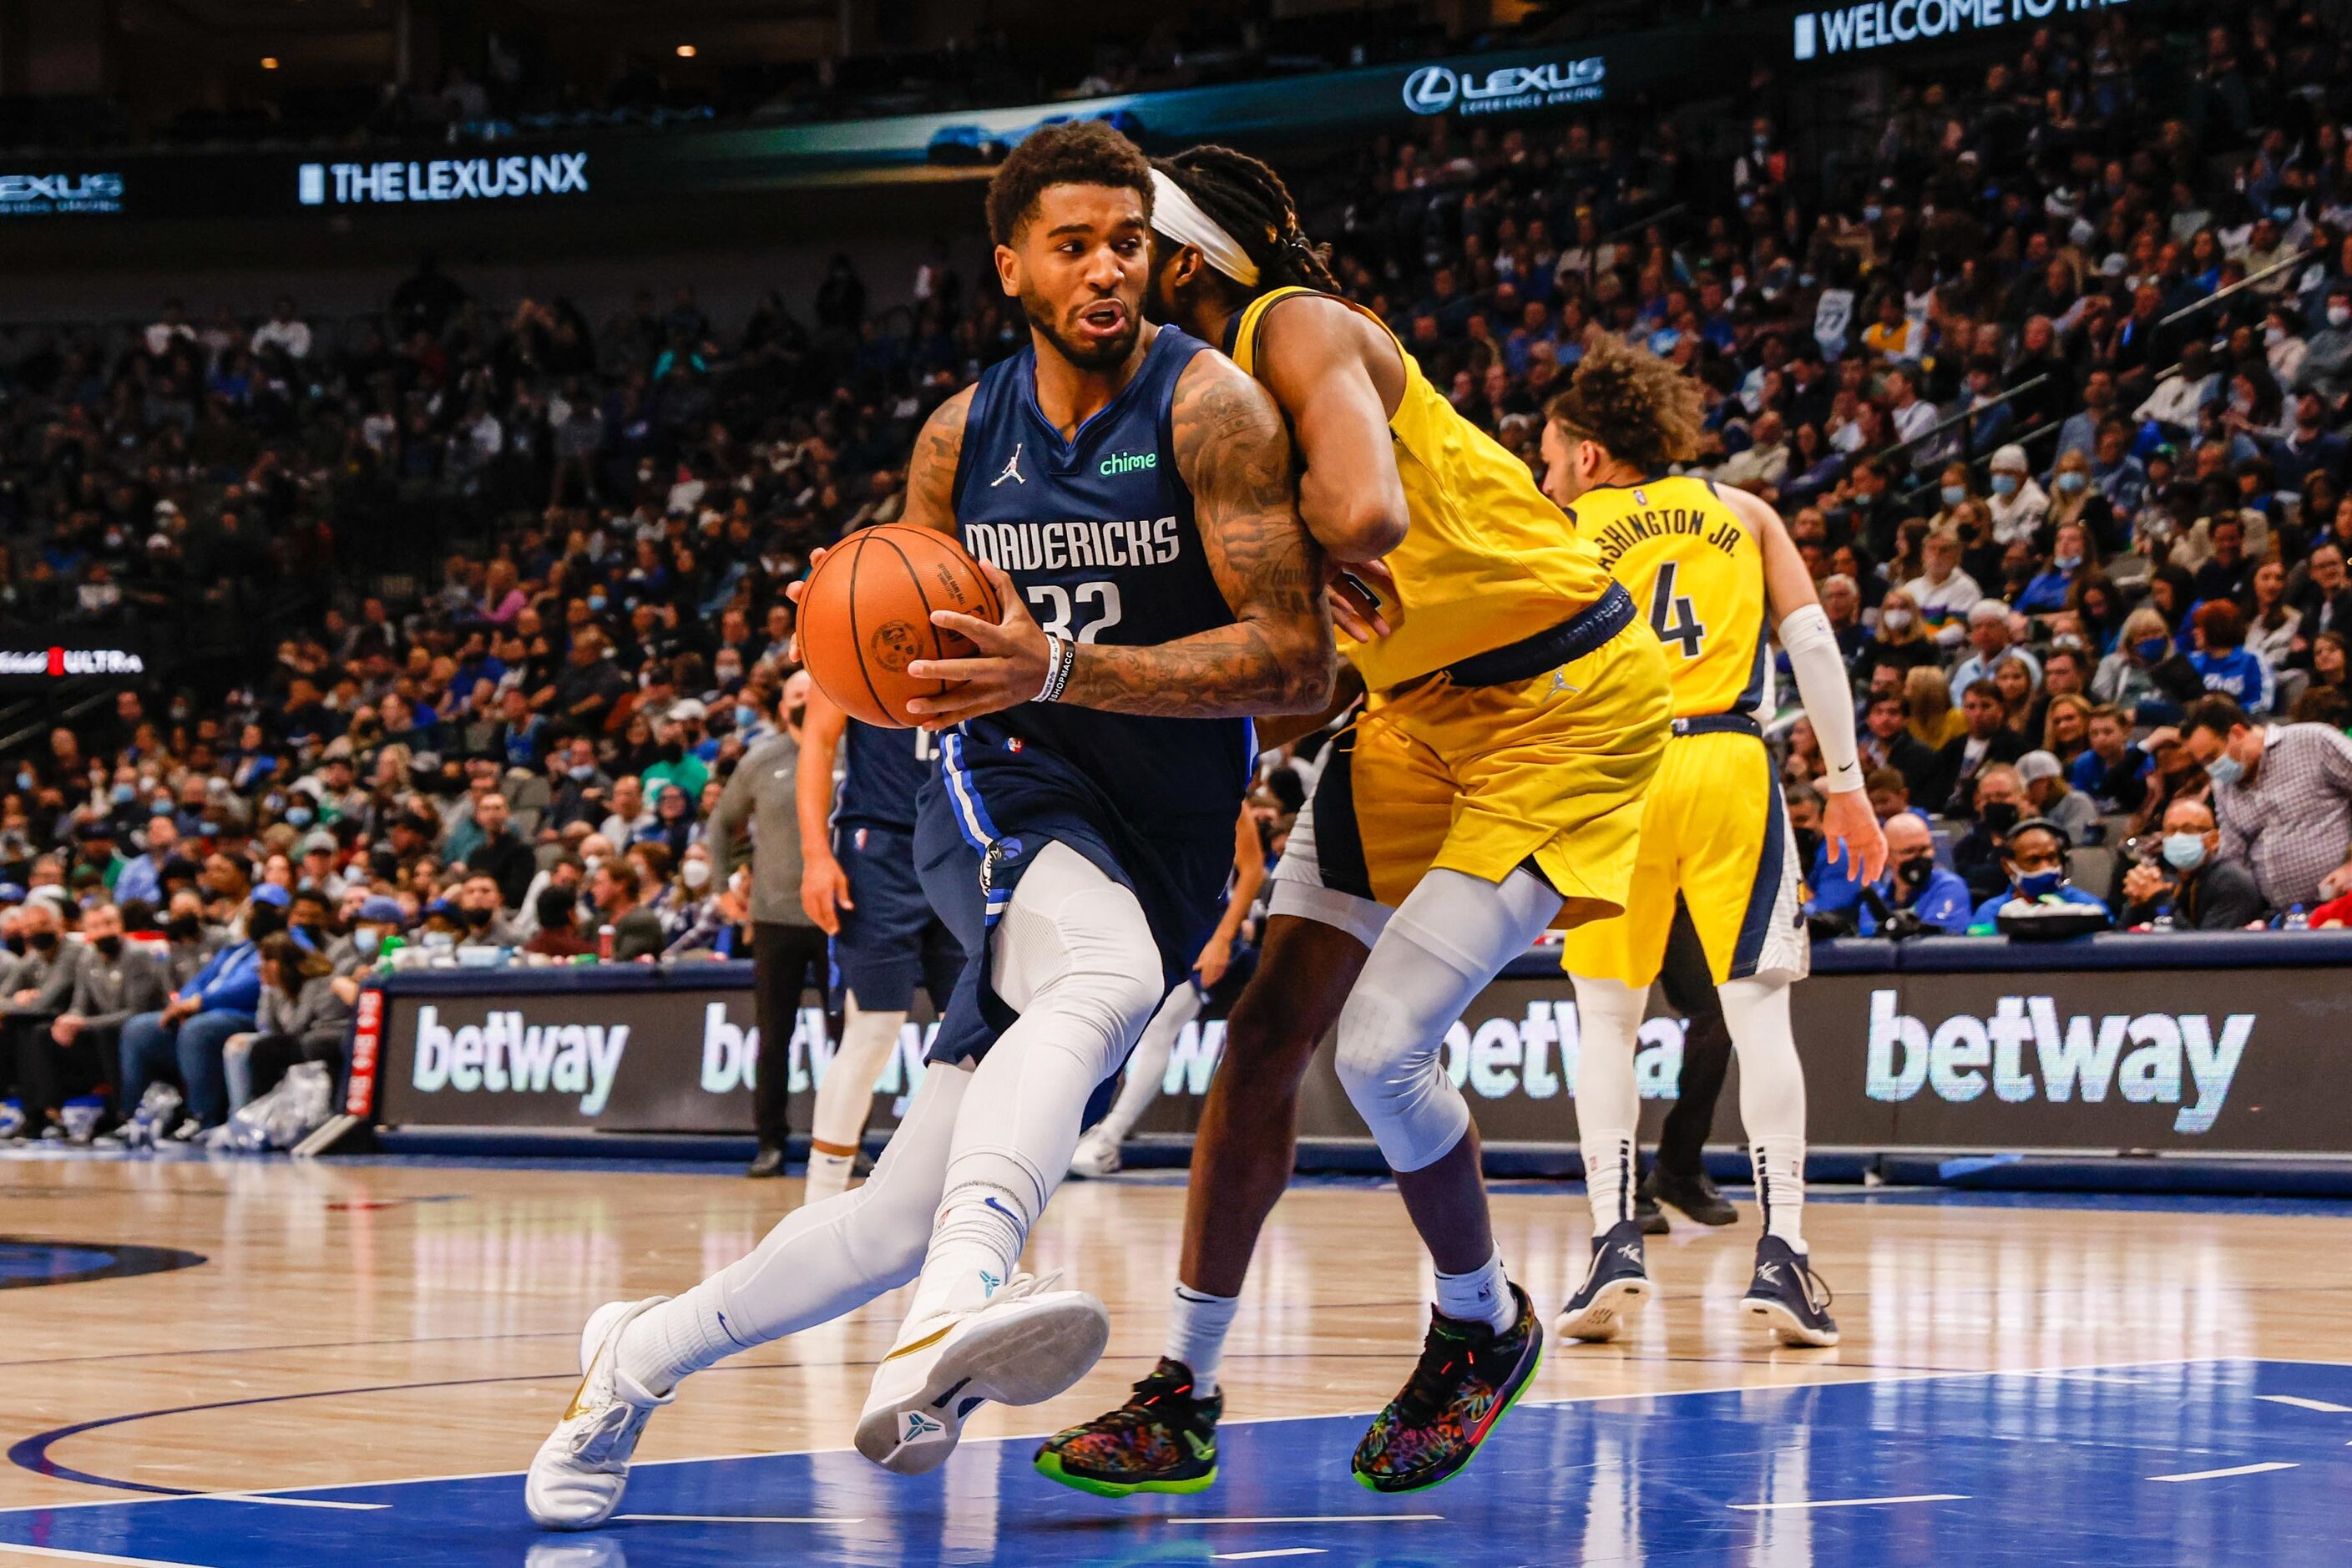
left=854, top=1272, right=1110, bottom=1476
left=525, top=1297, right=674, bottom=1530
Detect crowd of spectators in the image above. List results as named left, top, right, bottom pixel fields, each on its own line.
left=11, top=5, right=2352, bottom=1143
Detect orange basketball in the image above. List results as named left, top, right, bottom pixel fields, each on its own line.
left=797, top=524, right=1004, bottom=729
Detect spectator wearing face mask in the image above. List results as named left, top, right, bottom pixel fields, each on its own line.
left=2294, top=285, right=2352, bottom=403
left=1971, top=817, right=2111, bottom=928
left=1856, top=811, right=1973, bottom=936
left=2183, top=693, right=2352, bottom=911
left=454, top=871, right=522, bottom=945
left=1951, top=763, right=2027, bottom=904
left=2016, top=521, right=2098, bottom=617
left=118, top=884, right=283, bottom=1139
left=2119, top=796, right=2265, bottom=928
left=2093, top=606, right=2185, bottom=719
left=221, top=933, right=351, bottom=1122
left=329, top=895, right=407, bottom=976
left=1985, top=444, right=2049, bottom=545
left=40, top=903, right=168, bottom=1137
left=0, top=898, right=83, bottom=1137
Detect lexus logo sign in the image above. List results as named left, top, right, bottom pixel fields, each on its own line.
left=1402, top=66, right=1462, bottom=114
left=1401, top=57, right=1606, bottom=118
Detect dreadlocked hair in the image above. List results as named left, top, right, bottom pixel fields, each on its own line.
left=1157, top=144, right=1343, bottom=296
left=1543, top=336, right=1704, bottom=475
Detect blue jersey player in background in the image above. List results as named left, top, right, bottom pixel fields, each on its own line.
left=795, top=678, right=974, bottom=1206
left=526, top=119, right=1335, bottom=1528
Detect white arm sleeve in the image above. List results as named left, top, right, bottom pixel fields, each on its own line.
left=1778, top=604, right=1864, bottom=794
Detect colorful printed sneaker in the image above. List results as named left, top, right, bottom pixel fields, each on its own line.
left=1352, top=1282, right=1542, bottom=1494
left=1034, top=1357, right=1221, bottom=1497
left=1741, top=1236, right=1839, bottom=1348
left=1553, top=1219, right=1652, bottom=1343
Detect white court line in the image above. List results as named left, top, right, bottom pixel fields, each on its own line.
left=1172, top=1515, right=1442, bottom=1525
left=0, top=1354, right=2235, bottom=1519
left=615, top=1515, right=863, bottom=1525
left=1212, top=1552, right=1326, bottom=1563
left=1731, top=1493, right=1968, bottom=1512
left=2148, top=1462, right=2299, bottom=1483
left=0, top=1545, right=208, bottom=1566
left=2257, top=1394, right=2352, bottom=1414
left=193, top=1495, right=385, bottom=1511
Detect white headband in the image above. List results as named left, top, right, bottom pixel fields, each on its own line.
left=1149, top=168, right=1261, bottom=288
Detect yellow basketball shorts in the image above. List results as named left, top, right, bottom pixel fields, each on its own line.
left=1554, top=725, right=1809, bottom=989
left=1269, top=609, right=1672, bottom=933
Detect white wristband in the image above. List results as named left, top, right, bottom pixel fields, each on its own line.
left=1778, top=603, right=1864, bottom=792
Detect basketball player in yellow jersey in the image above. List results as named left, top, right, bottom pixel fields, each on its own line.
left=1542, top=367, right=1885, bottom=1349
left=1037, top=145, right=1672, bottom=1500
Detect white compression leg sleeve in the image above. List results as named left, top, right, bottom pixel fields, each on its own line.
left=1335, top=867, right=1563, bottom=1174
left=1089, top=982, right=1200, bottom=1147
left=805, top=998, right=907, bottom=1206
left=619, top=1060, right=973, bottom=1395
left=1568, top=975, right=1647, bottom=1232
left=1721, top=975, right=1808, bottom=1250
left=903, top=842, right=1164, bottom=1327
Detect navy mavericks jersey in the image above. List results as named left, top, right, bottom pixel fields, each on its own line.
left=837, top=718, right=934, bottom=834
left=947, top=324, right=1253, bottom=831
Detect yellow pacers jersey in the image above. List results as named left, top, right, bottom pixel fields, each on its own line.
left=1227, top=286, right=1614, bottom=692
left=1568, top=475, right=1768, bottom=720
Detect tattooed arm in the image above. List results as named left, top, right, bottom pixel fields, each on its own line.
left=1065, top=353, right=1333, bottom=715
left=905, top=352, right=1335, bottom=723
left=894, top=387, right=972, bottom=534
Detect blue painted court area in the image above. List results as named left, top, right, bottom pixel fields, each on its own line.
left=5, top=1359, right=2349, bottom=1565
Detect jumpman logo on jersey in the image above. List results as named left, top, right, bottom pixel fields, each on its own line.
left=991, top=442, right=1025, bottom=487
left=1547, top=665, right=1582, bottom=698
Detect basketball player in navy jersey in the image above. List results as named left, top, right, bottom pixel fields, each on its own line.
left=525, top=121, right=1333, bottom=1527
left=794, top=680, right=969, bottom=1205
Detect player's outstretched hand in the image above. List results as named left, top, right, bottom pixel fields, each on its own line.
left=780, top=546, right=831, bottom=664
left=905, top=560, right=1050, bottom=729
left=1822, top=786, right=1889, bottom=888
left=801, top=850, right=854, bottom=934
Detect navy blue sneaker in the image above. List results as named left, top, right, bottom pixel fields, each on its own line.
left=1741, top=1236, right=1839, bottom=1347
left=1552, top=1220, right=1651, bottom=1343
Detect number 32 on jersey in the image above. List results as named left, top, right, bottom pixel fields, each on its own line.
left=1026, top=579, right=1125, bottom=642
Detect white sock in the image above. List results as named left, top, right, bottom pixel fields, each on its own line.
left=903, top=1161, right=1041, bottom=1328
left=1434, top=1247, right=1515, bottom=1334
left=1163, top=1284, right=1240, bottom=1395
left=1570, top=974, right=1648, bottom=1234
left=1581, top=1128, right=1636, bottom=1232
left=803, top=1147, right=856, bottom=1205
left=1722, top=976, right=1807, bottom=1252
left=801, top=999, right=903, bottom=1211
left=622, top=1276, right=745, bottom=1397
left=1092, top=982, right=1199, bottom=1146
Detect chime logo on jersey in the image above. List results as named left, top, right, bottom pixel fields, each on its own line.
left=1864, top=991, right=2253, bottom=1134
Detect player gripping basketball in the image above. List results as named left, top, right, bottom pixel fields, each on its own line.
left=523, top=122, right=1333, bottom=1528
left=1038, top=146, right=1672, bottom=1499
left=1542, top=366, right=1884, bottom=1348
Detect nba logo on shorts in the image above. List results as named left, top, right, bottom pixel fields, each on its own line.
left=855, top=828, right=868, bottom=851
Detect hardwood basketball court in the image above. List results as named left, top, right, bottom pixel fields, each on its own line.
left=2, top=1148, right=2348, bottom=1565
